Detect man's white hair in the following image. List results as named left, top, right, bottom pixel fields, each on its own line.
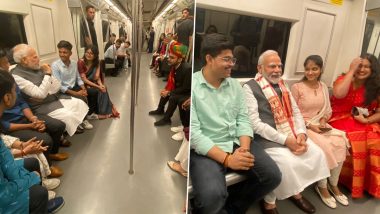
left=13, top=44, right=32, bottom=64
left=257, top=50, right=279, bottom=66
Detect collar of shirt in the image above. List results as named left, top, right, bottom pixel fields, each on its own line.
left=198, top=69, right=230, bottom=90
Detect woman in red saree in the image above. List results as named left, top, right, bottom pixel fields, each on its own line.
left=330, top=54, right=380, bottom=198
left=77, top=45, right=120, bottom=119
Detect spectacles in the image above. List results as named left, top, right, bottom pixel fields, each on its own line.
left=85, top=51, right=94, bottom=56
left=218, top=57, right=237, bottom=65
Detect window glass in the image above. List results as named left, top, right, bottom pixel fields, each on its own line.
left=194, top=7, right=291, bottom=78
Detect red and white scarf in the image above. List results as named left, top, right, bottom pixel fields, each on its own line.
left=255, top=73, right=296, bottom=137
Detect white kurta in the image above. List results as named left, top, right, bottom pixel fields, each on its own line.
left=175, top=134, right=189, bottom=172
left=13, top=74, right=88, bottom=136
left=243, top=83, right=330, bottom=201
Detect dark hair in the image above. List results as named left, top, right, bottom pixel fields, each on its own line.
left=182, top=8, right=190, bottom=13
left=57, top=40, right=73, bottom=51
left=361, top=53, right=380, bottom=105
left=86, top=5, right=95, bottom=11
left=0, top=48, right=7, bottom=58
left=110, top=33, right=116, bottom=37
left=201, top=33, right=234, bottom=64
left=302, top=55, right=323, bottom=81
left=205, top=25, right=218, bottom=34
left=83, top=45, right=99, bottom=70
left=115, top=39, right=122, bottom=44
left=0, top=69, right=15, bottom=103
left=125, top=41, right=131, bottom=46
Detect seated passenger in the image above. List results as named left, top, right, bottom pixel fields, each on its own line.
left=11, top=44, right=89, bottom=136
left=167, top=127, right=189, bottom=177
left=243, top=50, right=330, bottom=214
left=152, top=42, right=192, bottom=126
left=0, top=70, right=64, bottom=214
left=329, top=54, right=380, bottom=198
left=1, top=134, right=61, bottom=199
left=0, top=51, right=66, bottom=175
left=190, top=34, right=281, bottom=214
left=171, top=97, right=191, bottom=141
left=51, top=40, right=93, bottom=129
left=104, top=33, right=116, bottom=53
left=104, top=39, right=127, bottom=76
left=78, top=45, right=120, bottom=119
left=291, top=55, right=349, bottom=208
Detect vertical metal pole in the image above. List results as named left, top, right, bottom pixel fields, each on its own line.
left=135, top=0, right=143, bottom=105
left=129, top=0, right=138, bottom=175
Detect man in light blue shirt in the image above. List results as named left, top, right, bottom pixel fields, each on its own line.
left=52, top=40, right=93, bottom=130
left=190, top=33, right=281, bottom=214
left=52, top=41, right=87, bottom=100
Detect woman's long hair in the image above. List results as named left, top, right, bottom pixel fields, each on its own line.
left=83, top=45, right=99, bottom=72
left=363, top=53, right=380, bottom=105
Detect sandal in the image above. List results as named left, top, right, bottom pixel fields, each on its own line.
left=167, top=161, right=187, bottom=177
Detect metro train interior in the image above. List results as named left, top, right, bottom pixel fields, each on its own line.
left=1, top=0, right=380, bottom=213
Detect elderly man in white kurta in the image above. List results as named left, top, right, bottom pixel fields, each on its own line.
left=11, top=44, right=88, bottom=136
left=243, top=50, right=330, bottom=214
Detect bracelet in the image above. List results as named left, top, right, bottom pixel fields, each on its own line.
left=223, top=153, right=230, bottom=168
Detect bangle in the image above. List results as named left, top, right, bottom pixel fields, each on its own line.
left=223, top=153, right=230, bottom=168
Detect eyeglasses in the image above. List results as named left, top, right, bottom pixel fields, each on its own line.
left=85, top=51, right=94, bottom=56
left=218, top=57, right=237, bottom=65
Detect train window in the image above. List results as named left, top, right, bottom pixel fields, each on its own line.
left=0, top=12, right=27, bottom=57
left=361, top=8, right=380, bottom=61
left=194, top=8, right=291, bottom=78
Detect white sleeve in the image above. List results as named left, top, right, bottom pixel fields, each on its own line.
left=243, top=84, right=288, bottom=145
left=290, top=93, right=307, bottom=135
left=13, top=74, right=61, bottom=99
left=1, top=134, right=19, bottom=148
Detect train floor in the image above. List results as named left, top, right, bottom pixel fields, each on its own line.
left=247, top=178, right=380, bottom=213
left=54, top=53, right=187, bottom=214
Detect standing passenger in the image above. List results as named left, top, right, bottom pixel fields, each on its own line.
left=190, top=33, right=281, bottom=214
left=82, top=5, right=98, bottom=47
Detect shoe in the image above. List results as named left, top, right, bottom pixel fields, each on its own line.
left=60, top=138, right=71, bottom=147
left=167, top=161, right=187, bottom=177
left=149, top=109, right=164, bottom=115
left=170, top=125, right=184, bottom=133
left=314, top=185, right=336, bottom=209
left=260, top=200, right=279, bottom=214
left=43, top=178, right=61, bottom=190
left=172, top=132, right=184, bottom=141
left=87, top=113, right=99, bottom=120
left=49, top=166, right=64, bottom=177
left=290, top=195, right=316, bottom=213
left=48, top=196, right=65, bottom=213
left=48, top=191, right=56, bottom=200
left=49, top=153, right=69, bottom=161
left=82, top=120, right=93, bottom=129
left=75, top=127, right=84, bottom=134
left=154, top=118, right=171, bottom=126
left=328, top=184, right=349, bottom=206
